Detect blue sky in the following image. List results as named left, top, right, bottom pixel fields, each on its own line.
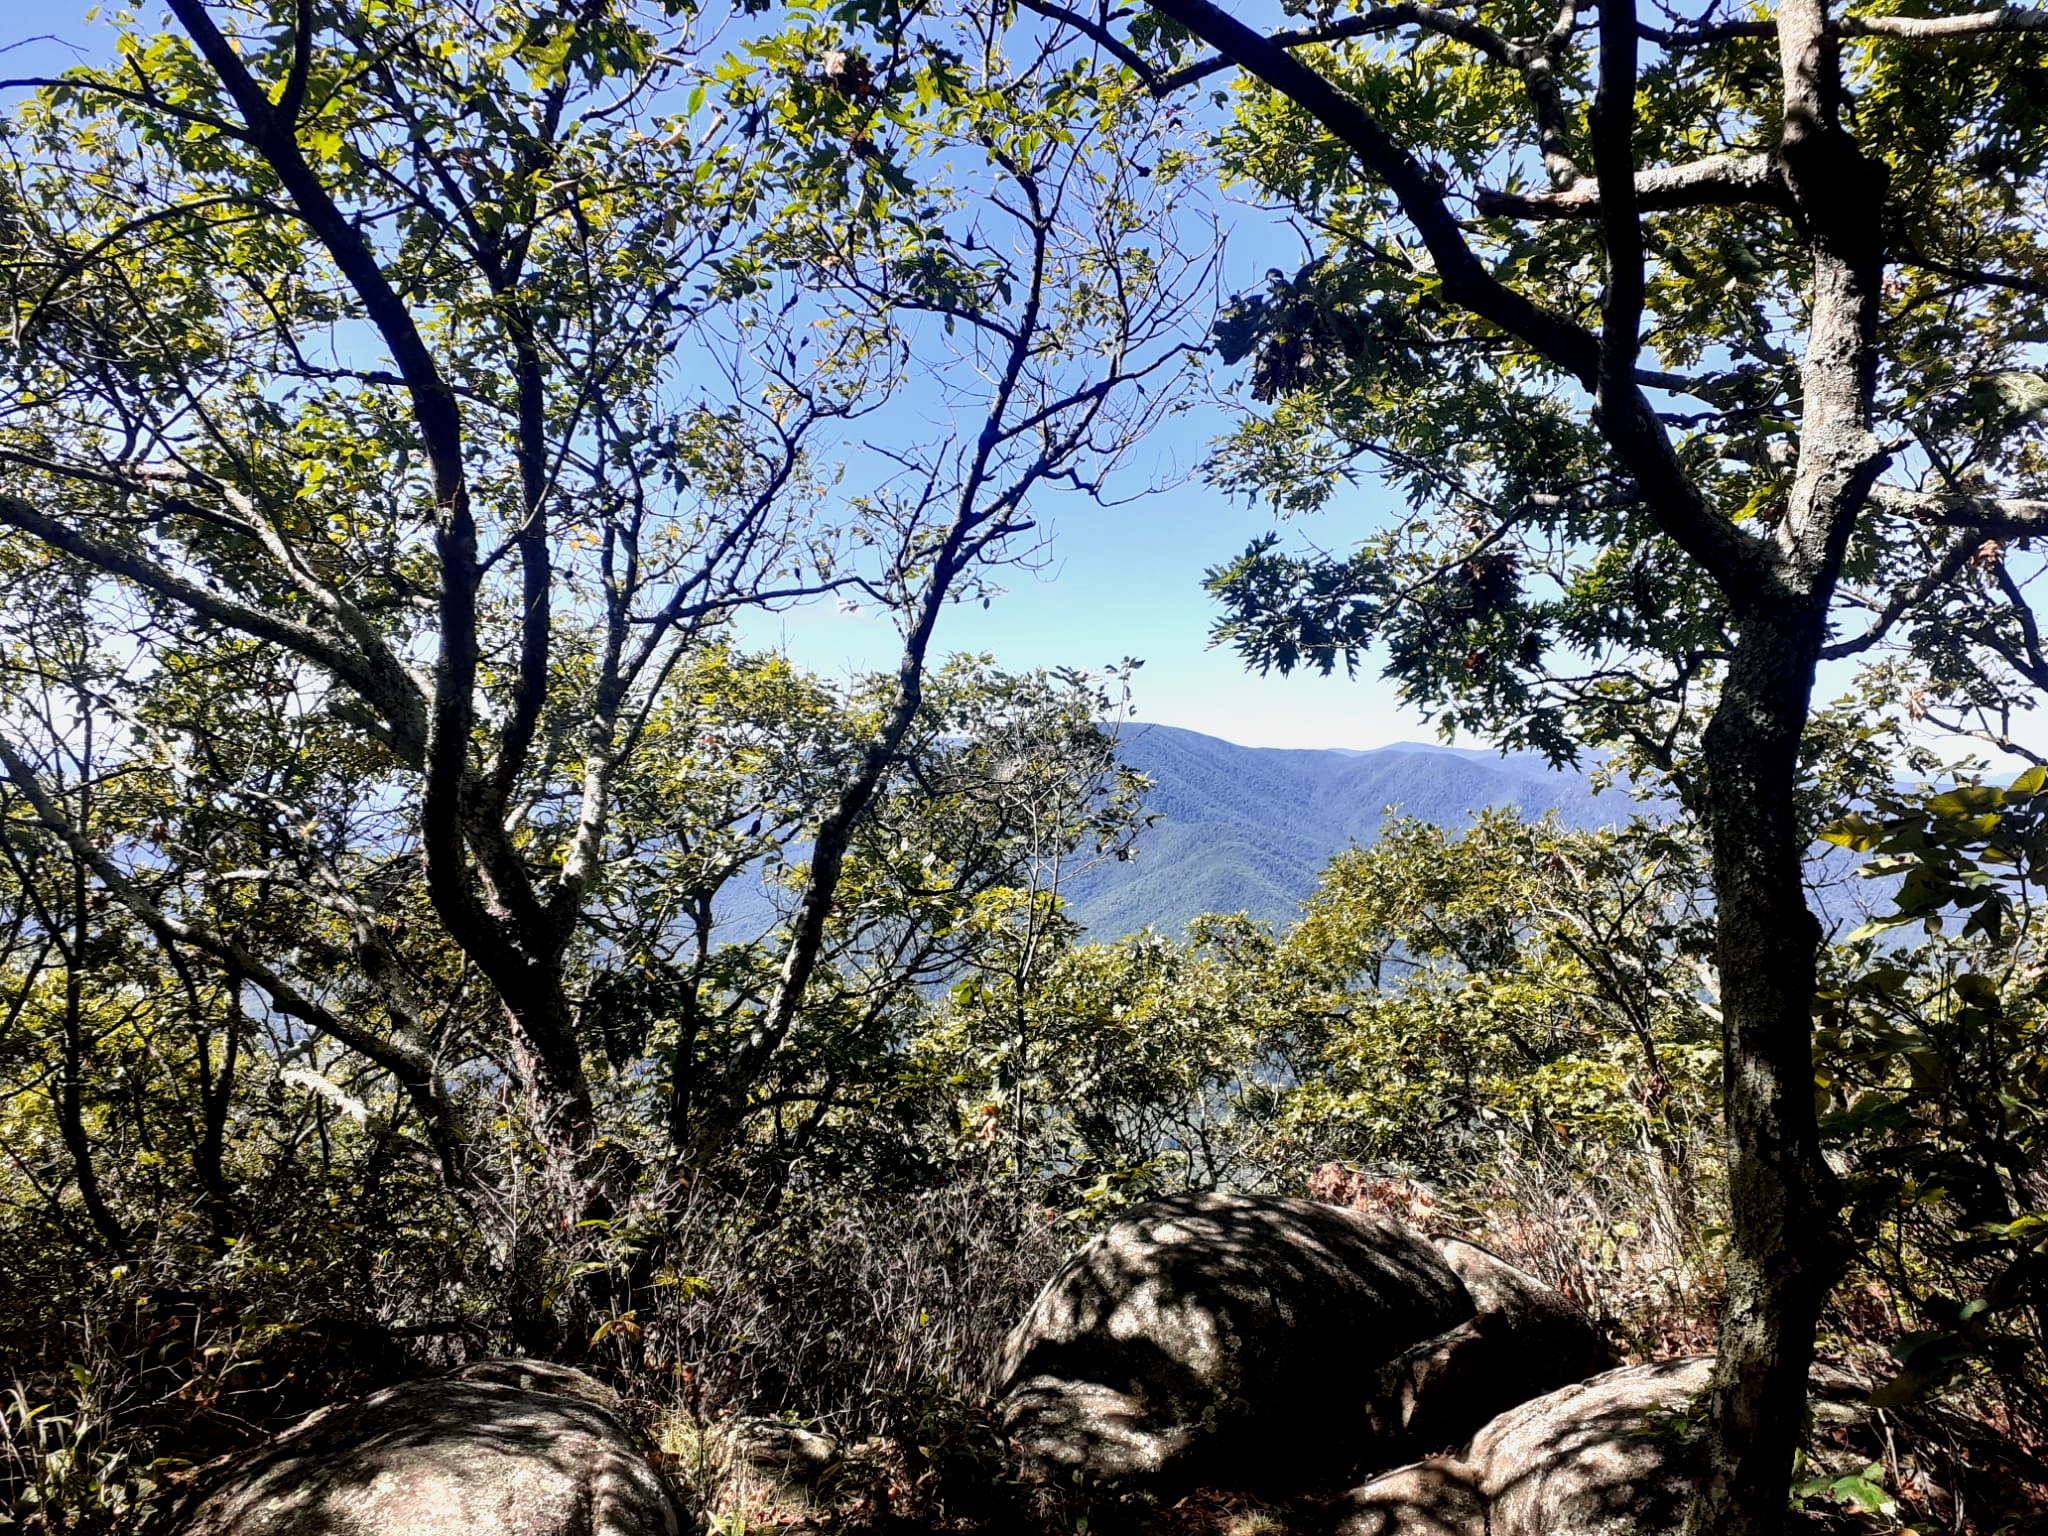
left=731, top=393, right=1441, bottom=751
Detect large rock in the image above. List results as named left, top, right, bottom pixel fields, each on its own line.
left=998, top=1192, right=1606, bottom=1490
left=172, top=1360, right=685, bottom=1536
left=1338, top=1356, right=1870, bottom=1536
left=1375, top=1237, right=1618, bottom=1453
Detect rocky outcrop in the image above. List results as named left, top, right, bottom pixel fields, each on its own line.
left=171, top=1360, right=685, bottom=1536
left=997, top=1192, right=1610, bottom=1490
left=1337, top=1356, right=1871, bottom=1536
left=999, top=1192, right=1470, bottom=1487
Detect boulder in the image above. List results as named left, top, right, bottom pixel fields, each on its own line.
left=1376, top=1238, right=1617, bottom=1453
left=171, top=1359, right=685, bottom=1536
left=725, top=1415, right=840, bottom=1484
left=997, top=1192, right=1476, bottom=1489
left=1337, top=1356, right=1871, bottom=1536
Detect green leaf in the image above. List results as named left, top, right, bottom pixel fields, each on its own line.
left=1819, top=814, right=1880, bottom=852
left=1843, top=913, right=1916, bottom=942
left=1967, top=369, right=2048, bottom=429
left=1928, top=785, right=2004, bottom=817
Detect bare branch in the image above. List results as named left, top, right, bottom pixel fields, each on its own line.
left=1635, top=18, right=1774, bottom=47
left=1821, top=528, right=1984, bottom=658
left=1632, top=11, right=2048, bottom=46
left=1514, top=12, right=1586, bottom=188
left=1919, top=702, right=2048, bottom=766
left=1866, top=484, right=2048, bottom=536
left=1477, top=152, right=1787, bottom=219
left=1842, top=7, right=2048, bottom=39
left=1013, top=0, right=1165, bottom=88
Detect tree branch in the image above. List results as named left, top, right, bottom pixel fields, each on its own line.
left=1897, top=250, right=2048, bottom=300
left=1866, top=484, right=2048, bottom=535
left=277, top=0, right=314, bottom=123
left=685, top=162, right=1061, bottom=1166
left=1636, top=18, right=1774, bottom=47
left=161, top=1, right=462, bottom=499
left=0, top=730, right=469, bottom=1185
left=1147, top=0, right=1598, bottom=379
left=1592, top=0, right=1646, bottom=408
left=1517, top=0, right=1587, bottom=188
left=1821, top=528, right=1984, bottom=658
left=0, top=73, right=241, bottom=136
left=1158, top=5, right=1511, bottom=92
left=1990, top=558, right=2048, bottom=692
left=1638, top=10, right=2048, bottom=46
left=162, top=0, right=493, bottom=986
left=1013, top=0, right=1164, bottom=88
left=1144, top=0, right=1772, bottom=604
left=0, top=487, right=428, bottom=762
left=1477, top=152, right=1788, bottom=219
left=1155, top=2, right=1589, bottom=186
left=1842, top=7, right=2048, bottom=39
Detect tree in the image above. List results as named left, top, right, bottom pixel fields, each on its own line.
left=1022, top=0, right=2048, bottom=1526
left=598, top=656, right=1158, bottom=1199
left=1271, top=811, right=1717, bottom=1201
left=0, top=0, right=1206, bottom=1210
left=896, top=661, right=1152, bottom=1205
left=921, top=909, right=1285, bottom=1207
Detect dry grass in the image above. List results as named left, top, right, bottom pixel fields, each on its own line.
left=601, top=1180, right=1068, bottom=1531
left=1305, top=1139, right=1723, bottom=1362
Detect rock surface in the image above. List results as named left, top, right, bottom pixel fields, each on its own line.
left=1338, top=1355, right=1869, bottom=1536
left=726, top=1415, right=840, bottom=1483
left=997, top=1192, right=1476, bottom=1489
left=999, top=1194, right=1615, bottom=1490
left=172, top=1360, right=684, bottom=1536
left=1378, top=1237, right=1617, bottom=1453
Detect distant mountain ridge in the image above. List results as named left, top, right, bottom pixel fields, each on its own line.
left=1058, top=724, right=1629, bottom=938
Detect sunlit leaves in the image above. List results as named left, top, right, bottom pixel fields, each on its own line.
left=1814, top=768, right=2048, bottom=1413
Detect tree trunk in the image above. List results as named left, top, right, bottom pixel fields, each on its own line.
left=501, top=986, right=611, bottom=1356
left=1685, top=8, right=1888, bottom=1525
left=1690, top=612, right=1851, bottom=1534
left=502, top=978, right=598, bottom=1163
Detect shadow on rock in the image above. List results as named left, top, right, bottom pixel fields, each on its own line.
left=998, top=1192, right=1612, bottom=1494
left=168, top=1359, right=685, bottom=1536
left=1337, top=1356, right=1874, bottom=1536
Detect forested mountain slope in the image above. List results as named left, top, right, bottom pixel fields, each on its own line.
left=1059, top=724, right=1618, bottom=936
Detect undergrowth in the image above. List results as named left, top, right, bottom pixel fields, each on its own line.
left=4, top=1152, right=2043, bottom=1535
